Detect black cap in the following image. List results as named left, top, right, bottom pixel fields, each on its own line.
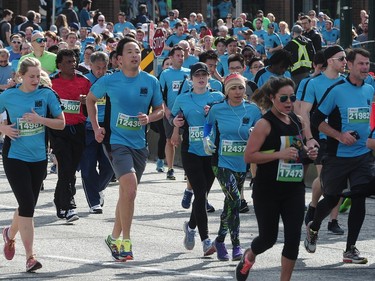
left=190, top=62, right=209, bottom=78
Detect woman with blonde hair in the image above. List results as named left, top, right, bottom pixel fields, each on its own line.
left=278, top=21, right=291, bottom=46
left=1, top=57, right=65, bottom=272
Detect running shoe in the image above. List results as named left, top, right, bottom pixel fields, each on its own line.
left=304, top=204, right=315, bottom=226
left=235, top=249, right=254, bottom=281
left=232, top=246, right=243, bottom=261
left=328, top=219, right=344, bottom=235
left=99, top=191, right=105, bottom=207
left=181, top=189, right=193, bottom=209
left=2, top=227, right=15, bottom=260
left=119, top=239, right=133, bottom=261
left=304, top=221, right=318, bottom=253
left=202, top=238, right=216, bottom=256
left=343, top=245, right=368, bottom=264
left=89, top=204, right=103, bottom=214
left=26, top=255, right=42, bottom=272
left=183, top=221, right=196, bottom=250
left=66, top=209, right=79, bottom=223
left=105, top=235, right=121, bottom=260
left=54, top=200, right=66, bottom=219
left=214, top=239, right=230, bottom=261
left=166, top=168, right=176, bottom=180
left=239, top=199, right=250, bottom=213
left=156, top=159, right=165, bottom=172
left=206, top=202, right=215, bottom=213
left=339, top=198, right=351, bottom=213
left=50, top=164, right=57, bottom=174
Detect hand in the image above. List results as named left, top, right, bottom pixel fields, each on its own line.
left=306, top=138, right=319, bottom=149
left=94, top=127, right=106, bottom=143
left=306, top=146, right=318, bottom=160
left=22, top=109, right=41, bottom=124
left=79, top=95, right=87, bottom=105
left=203, top=137, right=216, bottom=155
left=204, top=105, right=211, bottom=115
left=338, top=131, right=357, bottom=146
left=279, top=147, right=299, bottom=161
left=173, top=115, right=185, bottom=127
left=0, top=123, right=19, bottom=140
left=137, top=112, right=149, bottom=126
left=171, top=131, right=181, bottom=147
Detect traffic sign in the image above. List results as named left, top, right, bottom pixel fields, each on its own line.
left=152, top=28, right=165, bottom=57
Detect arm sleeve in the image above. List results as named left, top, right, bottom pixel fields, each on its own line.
left=311, top=109, right=327, bottom=129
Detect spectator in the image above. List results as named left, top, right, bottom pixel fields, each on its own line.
left=18, top=31, right=57, bottom=74
left=0, top=9, right=14, bottom=47
left=114, top=12, right=135, bottom=34
left=136, top=4, right=151, bottom=24
left=278, top=21, right=291, bottom=46
left=79, top=0, right=93, bottom=28
left=8, top=34, right=22, bottom=62
left=61, top=0, right=79, bottom=27
left=19, top=10, right=42, bottom=32
left=92, top=15, right=107, bottom=35
left=55, top=14, right=69, bottom=36
left=300, top=16, right=322, bottom=51
left=0, top=49, right=15, bottom=91
left=252, top=10, right=270, bottom=31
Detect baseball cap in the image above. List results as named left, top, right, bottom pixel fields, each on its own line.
left=267, top=23, right=274, bottom=29
left=190, top=12, right=197, bottom=17
left=190, top=62, right=209, bottom=78
left=318, top=12, right=324, bottom=17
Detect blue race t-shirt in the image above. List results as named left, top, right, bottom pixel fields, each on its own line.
left=159, top=66, right=191, bottom=108
left=171, top=90, right=224, bottom=156
left=0, top=85, right=62, bottom=162
left=207, top=100, right=261, bottom=172
left=90, top=71, right=163, bottom=149
left=317, top=78, right=373, bottom=157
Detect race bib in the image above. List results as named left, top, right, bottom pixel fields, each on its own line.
left=61, top=99, right=81, bottom=114
left=17, top=118, right=44, bottom=136
left=189, top=126, right=204, bottom=142
left=276, top=162, right=303, bottom=182
left=221, top=140, right=246, bottom=156
left=348, top=107, right=369, bottom=124
left=172, top=81, right=182, bottom=91
left=97, top=97, right=106, bottom=106
left=116, top=113, right=141, bottom=130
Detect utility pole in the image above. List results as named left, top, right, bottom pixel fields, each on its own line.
left=340, top=0, right=352, bottom=49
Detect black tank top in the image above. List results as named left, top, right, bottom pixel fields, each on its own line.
left=254, top=110, right=305, bottom=187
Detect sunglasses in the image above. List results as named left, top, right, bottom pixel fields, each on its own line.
left=33, top=38, right=47, bottom=43
left=12, top=41, right=22, bottom=44
left=331, top=56, right=346, bottom=62
left=279, top=95, right=297, bottom=103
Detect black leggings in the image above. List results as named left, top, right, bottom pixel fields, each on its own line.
left=182, top=151, right=215, bottom=241
left=151, top=119, right=166, bottom=160
left=251, top=185, right=305, bottom=260
left=310, top=193, right=366, bottom=251
left=3, top=157, right=47, bottom=217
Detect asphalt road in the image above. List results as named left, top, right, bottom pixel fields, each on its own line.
left=1, top=160, right=375, bottom=280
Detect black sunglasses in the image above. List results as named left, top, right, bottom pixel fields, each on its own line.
left=279, top=95, right=297, bottom=103
left=331, top=56, right=346, bottom=62
left=12, top=41, right=22, bottom=44
left=33, top=38, right=47, bottom=43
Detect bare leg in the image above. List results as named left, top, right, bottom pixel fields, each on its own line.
left=116, top=172, right=137, bottom=240
left=165, top=139, right=175, bottom=170
left=280, top=256, right=296, bottom=281
left=17, top=216, right=35, bottom=259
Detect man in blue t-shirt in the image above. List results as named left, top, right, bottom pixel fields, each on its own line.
left=79, top=0, right=93, bottom=28
left=81, top=51, right=114, bottom=215
left=113, top=11, right=135, bottom=34
left=86, top=37, right=164, bottom=262
left=307, top=48, right=373, bottom=264
left=159, top=45, right=190, bottom=180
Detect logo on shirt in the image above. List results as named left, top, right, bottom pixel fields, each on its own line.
left=35, top=100, right=42, bottom=107
left=140, top=87, right=148, bottom=96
